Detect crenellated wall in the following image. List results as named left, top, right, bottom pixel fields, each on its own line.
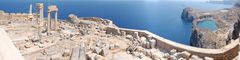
left=105, top=27, right=239, bottom=60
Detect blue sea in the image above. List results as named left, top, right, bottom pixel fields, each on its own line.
left=197, top=18, right=218, bottom=32
left=0, top=0, right=233, bottom=45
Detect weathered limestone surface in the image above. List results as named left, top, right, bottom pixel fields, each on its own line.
left=0, top=28, right=24, bottom=60
left=0, top=3, right=239, bottom=60
left=70, top=46, right=87, bottom=60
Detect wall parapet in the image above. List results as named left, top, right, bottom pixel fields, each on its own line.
left=106, top=27, right=239, bottom=60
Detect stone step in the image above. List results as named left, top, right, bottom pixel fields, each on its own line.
left=70, top=46, right=87, bottom=60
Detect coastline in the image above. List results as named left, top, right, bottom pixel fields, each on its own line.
left=0, top=2, right=239, bottom=60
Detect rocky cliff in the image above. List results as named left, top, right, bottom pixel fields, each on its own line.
left=187, top=7, right=240, bottom=49
left=190, top=28, right=228, bottom=49
left=231, top=19, right=240, bottom=40
left=181, top=7, right=199, bottom=21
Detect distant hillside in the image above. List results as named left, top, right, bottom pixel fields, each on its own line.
left=208, top=0, right=239, bottom=5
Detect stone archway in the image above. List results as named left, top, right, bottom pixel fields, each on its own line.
left=47, top=5, right=58, bottom=32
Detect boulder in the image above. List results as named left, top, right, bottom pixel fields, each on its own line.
left=133, top=32, right=139, bottom=39
left=189, top=55, right=202, bottom=60
left=94, top=55, right=104, bottom=60
left=100, top=47, right=109, bottom=57
left=24, top=43, right=32, bottom=48
left=109, top=44, right=119, bottom=50
left=149, top=39, right=156, bottom=49
left=169, top=55, right=177, bottom=60
left=86, top=53, right=97, bottom=60
left=38, top=43, right=45, bottom=48
left=132, top=52, right=145, bottom=59
left=50, top=54, right=62, bottom=60
left=126, top=35, right=133, bottom=40
left=162, top=53, right=170, bottom=58
left=68, top=14, right=79, bottom=23
left=105, top=19, right=113, bottom=26
left=151, top=52, right=162, bottom=60
left=62, top=49, right=71, bottom=57
left=120, top=31, right=126, bottom=36
left=31, top=36, right=40, bottom=42
left=93, top=47, right=102, bottom=55
left=179, top=51, right=191, bottom=59
left=105, top=27, right=121, bottom=35
left=178, top=58, right=187, bottom=60
left=170, top=49, right=177, bottom=55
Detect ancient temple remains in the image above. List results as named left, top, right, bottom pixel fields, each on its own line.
left=47, top=5, right=58, bottom=32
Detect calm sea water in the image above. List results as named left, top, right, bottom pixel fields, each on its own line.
left=197, top=20, right=218, bottom=32
left=0, top=0, right=232, bottom=45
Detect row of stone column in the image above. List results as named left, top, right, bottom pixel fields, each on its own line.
left=34, top=3, right=58, bottom=33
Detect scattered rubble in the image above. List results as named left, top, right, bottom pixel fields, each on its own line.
left=0, top=3, right=236, bottom=60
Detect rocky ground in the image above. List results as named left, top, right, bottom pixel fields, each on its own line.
left=0, top=13, right=211, bottom=60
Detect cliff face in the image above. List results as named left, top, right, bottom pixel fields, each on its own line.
left=190, top=29, right=203, bottom=47
left=190, top=28, right=228, bottom=49
left=231, top=20, right=240, bottom=40
left=181, top=7, right=198, bottom=21
left=187, top=7, right=240, bottom=49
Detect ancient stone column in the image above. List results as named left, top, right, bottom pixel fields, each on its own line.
left=47, top=5, right=58, bottom=32
left=35, top=5, right=39, bottom=23
left=54, top=11, right=58, bottom=31
left=40, top=6, right=44, bottom=21
left=35, top=3, right=44, bottom=25
left=47, top=11, right=51, bottom=32
left=29, top=4, right=32, bottom=15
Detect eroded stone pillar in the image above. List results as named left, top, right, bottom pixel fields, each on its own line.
left=35, top=8, right=38, bottom=21
left=29, top=4, right=32, bottom=15
left=36, top=3, right=44, bottom=24
left=40, top=6, right=44, bottom=21
left=54, top=11, right=58, bottom=31
left=47, top=11, right=51, bottom=32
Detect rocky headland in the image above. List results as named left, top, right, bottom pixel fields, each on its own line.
left=182, top=3, right=240, bottom=49
left=0, top=3, right=239, bottom=60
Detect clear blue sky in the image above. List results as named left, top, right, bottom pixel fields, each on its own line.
left=4, top=0, right=208, bottom=2
left=64, top=0, right=208, bottom=2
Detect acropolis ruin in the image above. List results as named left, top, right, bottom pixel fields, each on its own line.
left=0, top=3, right=239, bottom=60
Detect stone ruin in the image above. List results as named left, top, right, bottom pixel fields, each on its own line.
left=0, top=3, right=238, bottom=60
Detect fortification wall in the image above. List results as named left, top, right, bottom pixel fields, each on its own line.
left=0, top=12, right=33, bottom=20
left=106, top=27, right=239, bottom=60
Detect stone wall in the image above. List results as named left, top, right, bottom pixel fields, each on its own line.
left=105, top=27, right=239, bottom=60
left=0, top=12, right=32, bottom=20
